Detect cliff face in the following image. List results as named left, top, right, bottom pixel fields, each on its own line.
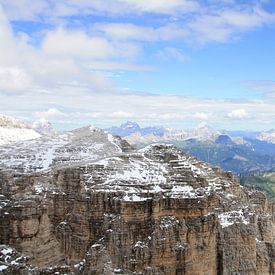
left=1, top=129, right=275, bottom=274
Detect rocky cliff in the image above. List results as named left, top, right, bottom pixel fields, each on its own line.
left=0, top=127, right=275, bottom=274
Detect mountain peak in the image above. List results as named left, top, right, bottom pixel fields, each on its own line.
left=32, top=118, right=58, bottom=136
left=0, top=114, right=41, bottom=145
left=120, top=121, right=140, bottom=129
left=0, top=114, right=31, bottom=129
left=195, top=122, right=214, bottom=130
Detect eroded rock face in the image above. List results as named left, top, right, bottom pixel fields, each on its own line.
left=1, top=130, right=275, bottom=274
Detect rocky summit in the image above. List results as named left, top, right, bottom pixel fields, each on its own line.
left=0, top=127, right=275, bottom=274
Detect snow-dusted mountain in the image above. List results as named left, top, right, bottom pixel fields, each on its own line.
left=164, top=122, right=221, bottom=142
left=106, top=121, right=141, bottom=137
left=107, top=121, right=220, bottom=144
left=0, top=125, right=132, bottom=174
left=1, top=122, right=275, bottom=274
left=257, top=129, right=275, bottom=144
left=32, top=118, right=58, bottom=136
left=106, top=121, right=165, bottom=137
left=125, top=132, right=163, bottom=146
left=0, top=114, right=41, bottom=145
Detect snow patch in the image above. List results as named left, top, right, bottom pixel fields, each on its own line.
left=218, top=209, right=250, bottom=228
left=0, top=127, right=41, bottom=145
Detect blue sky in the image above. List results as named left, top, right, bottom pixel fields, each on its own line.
left=0, top=0, right=274, bottom=130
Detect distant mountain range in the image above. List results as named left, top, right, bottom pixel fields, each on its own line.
left=107, top=121, right=275, bottom=175
left=106, top=121, right=165, bottom=137
left=175, top=137, right=275, bottom=176
left=1, top=116, right=274, bottom=176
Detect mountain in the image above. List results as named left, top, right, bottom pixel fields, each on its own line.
left=215, top=134, right=235, bottom=145
left=124, top=132, right=163, bottom=146
left=32, top=118, right=58, bottom=136
left=108, top=121, right=222, bottom=147
left=257, top=129, right=275, bottom=144
left=1, top=128, right=275, bottom=274
left=106, top=121, right=141, bottom=137
left=173, top=137, right=275, bottom=176
left=0, top=125, right=131, bottom=174
left=241, top=170, right=275, bottom=199
left=0, top=114, right=41, bottom=145
left=164, top=123, right=221, bottom=142
left=106, top=121, right=165, bottom=137
left=226, top=130, right=260, bottom=139
left=140, top=126, right=165, bottom=136
left=109, top=122, right=275, bottom=175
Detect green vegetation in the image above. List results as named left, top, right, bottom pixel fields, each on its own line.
left=171, top=139, right=275, bottom=175
left=241, top=172, right=275, bottom=200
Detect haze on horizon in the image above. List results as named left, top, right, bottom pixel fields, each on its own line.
left=0, top=0, right=274, bottom=131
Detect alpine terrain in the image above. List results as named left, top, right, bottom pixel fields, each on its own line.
left=0, top=119, right=275, bottom=274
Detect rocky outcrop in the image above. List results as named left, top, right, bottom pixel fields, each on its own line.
left=1, top=131, right=275, bottom=274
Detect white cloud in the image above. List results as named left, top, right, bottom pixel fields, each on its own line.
left=1, top=1, right=273, bottom=46
left=87, top=61, right=156, bottom=71
left=35, top=108, right=66, bottom=119
left=0, top=7, right=146, bottom=94
left=157, top=47, right=187, bottom=62
left=0, top=0, right=49, bottom=21
left=226, top=109, right=249, bottom=119
left=241, top=80, right=275, bottom=100
left=93, top=23, right=187, bottom=42
left=0, top=1, right=275, bottom=131
left=188, top=6, right=275, bottom=44
left=0, top=89, right=274, bottom=130
left=192, top=112, right=209, bottom=120
left=0, top=0, right=200, bottom=21
left=111, top=111, right=135, bottom=118
left=0, top=67, right=33, bottom=92
left=43, top=28, right=116, bottom=59
left=120, top=0, right=199, bottom=14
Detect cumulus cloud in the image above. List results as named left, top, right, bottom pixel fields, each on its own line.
left=192, top=112, right=209, bottom=120
left=34, top=108, right=66, bottom=119
left=1, top=0, right=274, bottom=46
left=1, top=90, right=273, bottom=130
left=226, top=109, right=250, bottom=119
left=0, top=1, right=275, bottom=130
left=93, top=23, right=187, bottom=42
left=43, top=29, right=116, bottom=59
left=188, top=5, right=275, bottom=44
left=0, top=6, right=146, bottom=94
left=0, top=67, right=33, bottom=92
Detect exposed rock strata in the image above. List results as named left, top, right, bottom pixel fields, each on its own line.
left=0, top=129, right=275, bottom=274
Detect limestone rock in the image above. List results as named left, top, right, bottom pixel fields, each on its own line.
left=0, top=130, right=275, bottom=274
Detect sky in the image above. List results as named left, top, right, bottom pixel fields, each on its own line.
left=0, top=0, right=275, bottom=131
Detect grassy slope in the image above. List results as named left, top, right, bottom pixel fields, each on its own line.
left=241, top=172, right=275, bottom=200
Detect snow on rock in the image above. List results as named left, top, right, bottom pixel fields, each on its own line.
left=32, top=118, right=58, bottom=136
left=218, top=209, right=251, bottom=228
left=0, top=126, right=128, bottom=174
left=164, top=123, right=221, bottom=142
left=0, top=245, right=26, bottom=271
left=0, top=127, right=41, bottom=145
left=107, top=133, right=123, bottom=152
left=0, top=114, right=41, bottom=145
left=257, top=129, right=275, bottom=144
left=0, top=114, right=30, bottom=128
left=81, top=143, right=239, bottom=203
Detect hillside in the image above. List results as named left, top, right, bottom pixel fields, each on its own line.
left=241, top=171, right=275, bottom=199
